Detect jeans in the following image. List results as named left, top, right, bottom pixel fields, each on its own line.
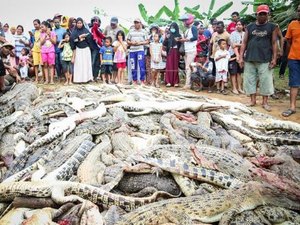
left=91, top=49, right=100, bottom=79
left=129, top=51, right=146, bottom=81
left=55, top=52, right=63, bottom=78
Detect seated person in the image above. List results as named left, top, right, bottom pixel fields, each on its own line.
left=190, top=52, right=215, bottom=92
left=0, top=43, right=20, bottom=93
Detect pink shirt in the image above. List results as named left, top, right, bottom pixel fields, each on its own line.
left=40, top=31, right=56, bottom=53
left=19, top=55, right=29, bottom=67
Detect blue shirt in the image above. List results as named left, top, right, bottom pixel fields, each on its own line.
left=100, top=46, right=114, bottom=65
left=203, top=29, right=212, bottom=40
left=54, top=27, right=66, bottom=53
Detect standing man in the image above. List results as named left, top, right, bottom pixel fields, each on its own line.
left=53, top=17, right=66, bottom=81
left=239, top=5, right=277, bottom=111
left=104, top=17, right=123, bottom=82
left=282, top=5, right=300, bottom=117
left=227, top=12, right=240, bottom=34
left=127, top=18, right=149, bottom=85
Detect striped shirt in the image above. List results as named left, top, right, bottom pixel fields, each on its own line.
left=127, top=28, right=148, bottom=52
left=14, top=34, right=29, bottom=58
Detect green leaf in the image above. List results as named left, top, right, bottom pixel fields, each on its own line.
left=119, top=24, right=129, bottom=35
left=192, top=5, right=200, bottom=10
left=173, top=0, right=180, bottom=20
left=138, top=4, right=149, bottom=23
left=184, top=7, right=204, bottom=20
left=208, top=0, right=216, bottom=18
left=211, top=1, right=233, bottom=19
left=239, top=5, right=249, bottom=16
left=160, top=6, right=176, bottom=20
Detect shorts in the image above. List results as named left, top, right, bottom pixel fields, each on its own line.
left=288, top=59, right=300, bottom=88
left=112, top=63, right=118, bottom=72
left=20, top=66, right=28, bottom=78
left=61, top=60, right=73, bottom=74
left=191, top=73, right=215, bottom=87
left=228, top=59, right=243, bottom=75
left=0, top=59, right=5, bottom=76
left=32, top=52, right=43, bottom=66
left=215, top=70, right=228, bottom=83
left=244, top=62, right=274, bottom=96
left=41, top=52, right=55, bottom=65
left=116, top=62, right=126, bottom=69
left=100, top=65, right=113, bottom=75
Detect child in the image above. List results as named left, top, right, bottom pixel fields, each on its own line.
left=59, top=32, right=73, bottom=85
left=150, top=33, right=165, bottom=87
left=40, top=21, right=56, bottom=84
left=214, top=39, right=230, bottom=94
left=113, top=30, right=127, bottom=84
left=99, top=37, right=114, bottom=84
left=19, top=48, right=30, bottom=82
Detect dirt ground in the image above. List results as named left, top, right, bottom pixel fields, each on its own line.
left=39, top=81, right=300, bottom=124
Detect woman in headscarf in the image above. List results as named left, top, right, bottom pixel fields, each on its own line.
left=163, top=22, right=181, bottom=87
left=70, top=17, right=93, bottom=83
left=67, top=17, right=76, bottom=34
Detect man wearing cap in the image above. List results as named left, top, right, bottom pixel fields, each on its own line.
left=0, top=43, right=21, bottom=93
left=127, top=18, right=149, bottom=85
left=190, top=52, right=215, bottom=92
left=239, top=4, right=277, bottom=112
left=282, top=5, right=300, bottom=117
left=104, top=17, right=124, bottom=81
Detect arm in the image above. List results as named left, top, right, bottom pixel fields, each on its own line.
left=215, top=54, right=226, bottom=61
left=276, top=26, right=284, bottom=57
left=40, top=34, right=46, bottom=45
left=239, top=28, right=248, bottom=68
left=100, top=53, right=103, bottom=65
left=71, top=50, right=76, bottom=64
left=58, top=40, right=65, bottom=49
left=50, top=32, right=57, bottom=45
left=270, top=27, right=278, bottom=68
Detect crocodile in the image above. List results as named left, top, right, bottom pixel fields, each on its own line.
left=0, top=83, right=30, bottom=104
left=111, top=125, right=135, bottom=159
left=132, top=155, right=244, bottom=189
left=0, top=111, right=23, bottom=133
left=75, top=119, right=122, bottom=136
left=211, top=111, right=300, bottom=145
left=106, top=100, right=227, bottom=116
left=42, top=140, right=96, bottom=181
left=0, top=103, right=15, bottom=118
left=77, top=135, right=111, bottom=186
left=254, top=206, right=300, bottom=224
left=117, top=173, right=181, bottom=196
left=116, top=182, right=300, bottom=225
left=0, top=181, right=179, bottom=212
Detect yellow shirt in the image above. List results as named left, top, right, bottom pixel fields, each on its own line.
left=32, top=30, right=41, bottom=53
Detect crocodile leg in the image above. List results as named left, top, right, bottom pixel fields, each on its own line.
left=51, top=185, right=86, bottom=205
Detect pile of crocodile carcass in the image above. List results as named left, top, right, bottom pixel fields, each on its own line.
left=0, top=83, right=299, bottom=225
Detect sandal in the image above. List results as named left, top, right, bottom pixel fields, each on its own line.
left=282, top=109, right=296, bottom=117
left=232, top=90, right=239, bottom=95
left=166, top=83, right=171, bottom=87
left=246, top=102, right=256, bottom=107
left=262, top=104, right=272, bottom=112
left=174, top=84, right=179, bottom=87
left=221, top=90, right=228, bottom=95
left=216, top=89, right=221, bottom=94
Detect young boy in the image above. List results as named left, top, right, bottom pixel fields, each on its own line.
left=99, top=37, right=114, bottom=84
left=214, top=39, right=230, bottom=94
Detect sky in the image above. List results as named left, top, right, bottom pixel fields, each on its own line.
left=1, top=0, right=251, bottom=34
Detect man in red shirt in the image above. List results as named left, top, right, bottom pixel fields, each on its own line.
left=227, top=12, right=239, bottom=34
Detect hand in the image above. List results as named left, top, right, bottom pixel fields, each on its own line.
left=29, top=31, right=33, bottom=36
left=16, top=75, right=21, bottom=83
left=19, top=39, right=25, bottom=44
left=71, top=57, right=75, bottom=64
left=269, top=59, right=276, bottom=69
left=238, top=58, right=244, bottom=68
left=236, top=55, right=240, bottom=62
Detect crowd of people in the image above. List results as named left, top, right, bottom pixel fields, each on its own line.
left=0, top=4, right=299, bottom=117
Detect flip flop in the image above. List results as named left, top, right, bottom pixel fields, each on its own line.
left=262, top=104, right=272, bottom=112
left=246, top=103, right=256, bottom=107
left=282, top=109, right=296, bottom=117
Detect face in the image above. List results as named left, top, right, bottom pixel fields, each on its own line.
left=111, top=23, right=117, bottom=29
left=219, top=41, right=227, bottom=49
left=151, top=28, right=158, bottom=35
left=198, top=27, right=204, bottom=34
left=1, top=46, right=12, bottom=55
left=257, top=12, right=268, bottom=24
left=198, top=56, right=206, bottom=63
left=54, top=19, right=61, bottom=28
left=216, top=25, right=224, bottom=34
left=232, top=14, right=239, bottom=22
left=17, top=26, right=23, bottom=35
left=117, top=33, right=123, bottom=40
left=40, top=24, right=47, bottom=32
left=76, top=20, right=83, bottom=29
left=3, top=25, right=8, bottom=32
left=212, top=23, right=217, bottom=32
left=21, top=49, right=26, bottom=55
left=33, top=21, right=40, bottom=30
left=105, top=39, right=111, bottom=47
left=64, top=34, right=70, bottom=42
left=134, top=21, right=141, bottom=29
left=10, top=27, right=16, bottom=35
left=72, top=20, right=77, bottom=27
left=236, top=21, right=243, bottom=32
left=153, top=33, right=159, bottom=42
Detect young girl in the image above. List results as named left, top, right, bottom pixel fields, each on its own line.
left=214, top=39, right=230, bottom=94
left=40, top=21, right=56, bottom=84
left=113, top=30, right=127, bottom=84
left=150, top=33, right=165, bottom=87
left=19, top=48, right=30, bottom=82
left=59, top=32, right=73, bottom=85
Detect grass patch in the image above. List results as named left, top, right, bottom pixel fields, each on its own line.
left=273, top=66, right=289, bottom=91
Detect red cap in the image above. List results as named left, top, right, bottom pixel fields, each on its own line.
left=256, top=5, right=270, bottom=14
